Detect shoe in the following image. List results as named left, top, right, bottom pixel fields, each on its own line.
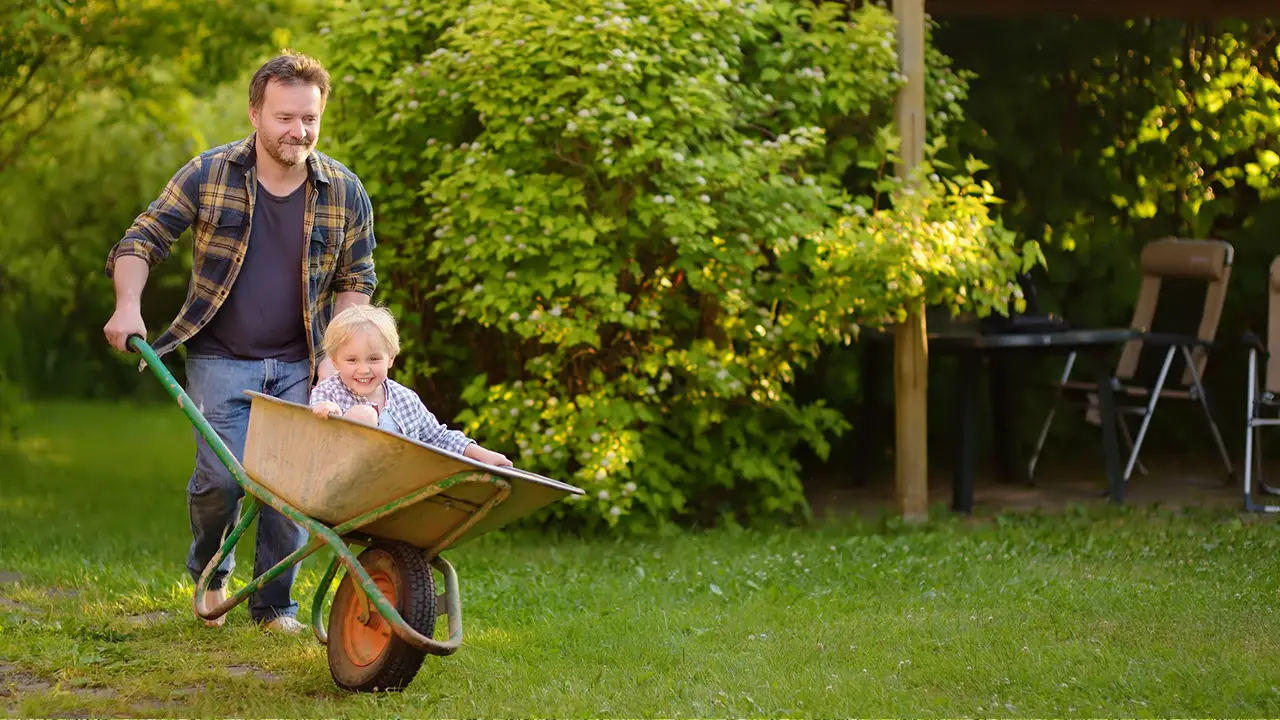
left=202, top=587, right=227, bottom=628
left=260, top=616, right=305, bottom=635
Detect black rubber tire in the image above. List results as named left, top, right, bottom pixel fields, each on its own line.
left=327, top=542, right=436, bottom=692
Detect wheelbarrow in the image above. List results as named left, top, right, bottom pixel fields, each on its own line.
left=128, top=336, right=584, bottom=692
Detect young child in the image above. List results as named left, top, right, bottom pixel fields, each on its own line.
left=309, top=304, right=512, bottom=467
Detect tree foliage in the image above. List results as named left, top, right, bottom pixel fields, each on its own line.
left=942, top=18, right=1280, bottom=322
left=0, top=0, right=298, bottom=173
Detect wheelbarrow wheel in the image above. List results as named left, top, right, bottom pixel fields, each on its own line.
left=327, top=541, right=436, bottom=692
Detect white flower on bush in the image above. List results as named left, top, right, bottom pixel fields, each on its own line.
left=609, top=506, right=623, bottom=517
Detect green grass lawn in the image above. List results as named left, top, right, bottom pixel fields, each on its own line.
left=3, top=401, right=1280, bottom=717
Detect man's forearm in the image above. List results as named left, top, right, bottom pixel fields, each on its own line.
left=112, top=255, right=151, bottom=310
left=334, top=291, right=371, bottom=315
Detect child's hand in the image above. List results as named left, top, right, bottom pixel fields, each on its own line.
left=311, top=401, right=341, bottom=418
left=464, top=444, right=513, bottom=467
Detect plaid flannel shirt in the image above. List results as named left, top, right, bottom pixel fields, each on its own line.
left=104, top=132, right=377, bottom=378
left=309, top=374, right=475, bottom=455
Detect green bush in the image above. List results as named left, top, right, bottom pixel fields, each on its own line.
left=325, top=0, right=1034, bottom=529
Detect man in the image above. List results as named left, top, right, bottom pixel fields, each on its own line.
left=102, top=51, right=376, bottom=633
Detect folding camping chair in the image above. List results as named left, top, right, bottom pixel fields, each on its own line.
left=1027, top=238, right=1236, bottom=486
left=1242, top=256, right=1280, bottom=512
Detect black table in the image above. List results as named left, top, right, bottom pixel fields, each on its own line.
left=857, top=327, right=1142, bottom=512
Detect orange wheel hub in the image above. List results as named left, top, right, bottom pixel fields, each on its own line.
left=340, top=569, right=398, bottom=667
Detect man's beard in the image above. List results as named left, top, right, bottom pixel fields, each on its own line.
left=263, top=134, right=314, bottom=168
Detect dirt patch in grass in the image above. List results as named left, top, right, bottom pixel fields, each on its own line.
left=0, top=662, right=52, bottom=696
left=0, top=572, right=23, bottom=586
left=0, top=597, right=33, bottom=613
left=226, top=665, right=281, bottom=683
left=124, top=611, right=171, bottom=627
left=129, top=685, right=204, bottom=714
left=68, top=686, right=118, bottom=700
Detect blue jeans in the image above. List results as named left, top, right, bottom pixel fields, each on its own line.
left=184, top=355, right=310, bottom=622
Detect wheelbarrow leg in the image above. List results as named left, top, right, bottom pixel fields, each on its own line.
left=195, top=497, right=330, bottom=624
left=193, top=497, right=262, bottom=622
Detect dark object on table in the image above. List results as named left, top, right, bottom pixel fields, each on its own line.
left=979, top=272, right=1068, bottom=336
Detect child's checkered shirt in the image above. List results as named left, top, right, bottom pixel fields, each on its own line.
left=309, top=374, right=473, bottom=455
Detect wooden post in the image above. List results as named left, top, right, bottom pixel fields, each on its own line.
left=893, top=0, right=929, bottom=521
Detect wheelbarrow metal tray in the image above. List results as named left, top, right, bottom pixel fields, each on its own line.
left=242, top=392, right=583, bottom=551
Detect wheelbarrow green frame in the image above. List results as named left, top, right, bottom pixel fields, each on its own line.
left=129, top=336, right=515, bottom=656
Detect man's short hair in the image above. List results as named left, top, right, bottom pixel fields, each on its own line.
left=249, top=51, right=332, bottom=110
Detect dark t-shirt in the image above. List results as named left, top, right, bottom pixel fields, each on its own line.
left=186, top=181, right=309, bottom=362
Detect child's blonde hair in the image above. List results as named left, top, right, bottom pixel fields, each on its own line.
left=323, top=304, right=401, bottom=360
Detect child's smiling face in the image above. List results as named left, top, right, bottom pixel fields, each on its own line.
left=334, top=329, right=392, bottom=399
